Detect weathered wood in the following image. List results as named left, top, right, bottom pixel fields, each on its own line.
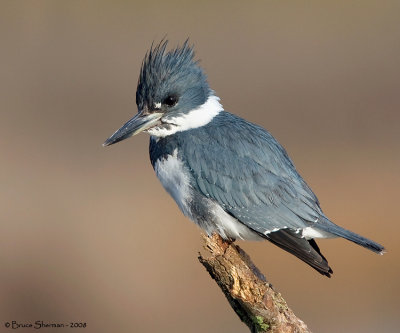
left=198, top=234, right=311, bottom=333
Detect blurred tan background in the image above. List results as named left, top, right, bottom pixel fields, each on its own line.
left=1, top=1, right=399, bottom=332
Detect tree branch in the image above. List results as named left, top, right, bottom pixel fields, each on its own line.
left=198, top=233, right=311, bottom=333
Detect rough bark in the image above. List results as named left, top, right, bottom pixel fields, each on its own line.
left=198, top=233, right=311, bottom=333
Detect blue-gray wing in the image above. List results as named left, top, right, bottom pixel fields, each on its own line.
left=181, top=112, right=323, bottom=235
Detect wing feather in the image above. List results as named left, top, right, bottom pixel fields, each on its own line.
left=182, top=112, right=322, bottom=234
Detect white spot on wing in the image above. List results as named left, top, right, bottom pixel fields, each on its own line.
left=301, top=227, right=336, bottom=240
left=147, top=95, right=223, bottom=137
left=264, top=227, right=281, bottom=235
left=154, top=102, right=161, bottom=109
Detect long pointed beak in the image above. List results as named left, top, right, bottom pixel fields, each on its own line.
left=103, top=112, right=163, bottom=147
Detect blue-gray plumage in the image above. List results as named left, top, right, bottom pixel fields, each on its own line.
left=104, top=40, right=384, bottom=277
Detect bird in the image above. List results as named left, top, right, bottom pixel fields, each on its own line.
left=103, top=40, right=384, bottom=277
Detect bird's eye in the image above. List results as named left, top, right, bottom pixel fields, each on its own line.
left=163, top=95, right=178, bottom=107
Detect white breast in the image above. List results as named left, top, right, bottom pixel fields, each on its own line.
left=154, top=149, right=193, bottom=219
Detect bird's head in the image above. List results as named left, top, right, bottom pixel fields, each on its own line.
left=103, top=40, right=221, bottom=146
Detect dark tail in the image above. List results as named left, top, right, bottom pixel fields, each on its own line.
left=317, top=218, right=385, bottom=254
left=266, top=229, right=333, bottom=277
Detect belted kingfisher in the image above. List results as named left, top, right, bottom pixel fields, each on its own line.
left=104, top=40, right=384, bottom=277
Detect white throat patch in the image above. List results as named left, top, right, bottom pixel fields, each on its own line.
left=147, top=95, right=223, bottom=137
